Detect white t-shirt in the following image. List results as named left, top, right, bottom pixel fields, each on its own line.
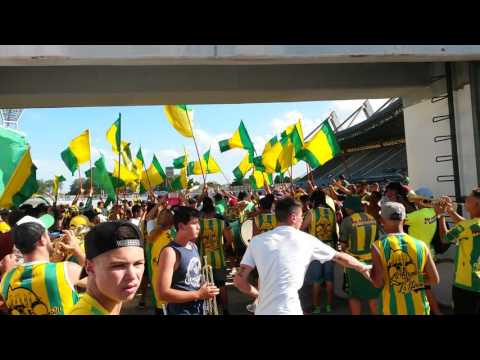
left=146, top=219, right=157, bottom=235
left=241, top=225, right=337, bottom=315
left=129, top=218, right=141, bottom=227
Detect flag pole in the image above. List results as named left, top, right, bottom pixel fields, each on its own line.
left=116, top=148, right=121, bottom=205
left=142, top=159, right=152, bottom=191
left=290, top=163, right=294, bottom=192
left=78, top=166, right=83, bottom=197
left=184, top=108, right=207, bottom=187
left=54, top=177, right=58, bottom=207
left=88, top=130, right=93, bottom=194
left=220, top=169, right=230, bottom=184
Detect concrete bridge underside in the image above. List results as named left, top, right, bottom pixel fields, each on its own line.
left=1, top=45, right=480, bottom=108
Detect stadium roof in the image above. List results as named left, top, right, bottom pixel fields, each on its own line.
left=336, top=98, right=404, bottom=149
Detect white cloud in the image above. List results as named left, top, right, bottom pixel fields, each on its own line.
left=155, top=149, right=180, bottom=165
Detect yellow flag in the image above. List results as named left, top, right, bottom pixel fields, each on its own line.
left=68, top=129, right=91, bottom=165
left=114, top=160, right=138, bottom=186
left=164, top=105, right=194, bottom=138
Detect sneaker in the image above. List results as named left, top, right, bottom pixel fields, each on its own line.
left=312, top=306, right=322, bottom=315
left=246, top=303, right=256, bottom=313
left=325, top=304, right=332, bottom=313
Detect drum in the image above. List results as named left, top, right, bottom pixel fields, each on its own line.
left=240, top=219, right=253, bottom=247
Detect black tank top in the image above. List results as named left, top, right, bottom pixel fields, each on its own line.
left=166, top=241, right=203, bottom=315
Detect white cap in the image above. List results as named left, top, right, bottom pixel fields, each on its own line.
left=16, top=214, right=54, bottom=230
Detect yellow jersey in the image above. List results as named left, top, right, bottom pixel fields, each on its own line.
left=374, top=233, right=430, bottom=315
left=254, top=213, right=277, bottom=234
left=308, top=207, right=336, bottom=247
left=198, top=217, right=225, bottom=269
left=68, top=292, right=110, bottom=315
left=444, top=218, right=480, bottom=293
left=147, top=228, right=174, bottom=309
left=405, top=208, right=437, bottom=249
left=340, top=212, right=378, bottom=262
left=0, top=261, right=79, bottom=315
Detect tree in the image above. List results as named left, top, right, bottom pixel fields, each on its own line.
left=69, top=177, right=102, bottom=195
left=36, top=179, right=52, bottom=194
left=231, top=178, right=243, bottom=186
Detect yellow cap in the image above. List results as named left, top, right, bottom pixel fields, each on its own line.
left=69, top=215, right=91, bottom=229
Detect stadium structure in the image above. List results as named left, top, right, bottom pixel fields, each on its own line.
left=300, top=98, right=407, bottom=186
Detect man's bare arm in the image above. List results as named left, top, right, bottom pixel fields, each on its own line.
left=157, top=247, right=218, bottom=303
left=370, top=245, right=384, bottom=288
left=233, top=265, right=259, bottom=299
left=423, top=249, right=440, bottom=286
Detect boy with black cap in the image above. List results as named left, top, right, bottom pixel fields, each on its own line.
left=371, top=202, right=439, bottom=315
left=68, top=220, right=145, bottom=315
left=0, top=215, right=83, bottom=315
left=156, top=206, right=219, bottom=315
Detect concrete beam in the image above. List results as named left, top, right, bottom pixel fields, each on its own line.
left=0, top=62, right=432, bottom=108
left=1, top=46, right=480, bottom=66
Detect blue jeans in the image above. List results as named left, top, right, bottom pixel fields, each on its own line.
left=305, top=260, right=334, bottom=285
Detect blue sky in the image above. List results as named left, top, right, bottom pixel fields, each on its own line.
left=18, top=98, right=388, bottom=189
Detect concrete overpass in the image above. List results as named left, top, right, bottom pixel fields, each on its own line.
left=0, top=45, right=479, bottom=108
left=1, top=45, right=479, bottom=204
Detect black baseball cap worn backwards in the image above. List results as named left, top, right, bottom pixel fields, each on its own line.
left=85, top=221, right=144, bottom=260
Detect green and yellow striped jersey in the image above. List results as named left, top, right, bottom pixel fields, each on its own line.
left=254, top=213, right=277, bottom=234
left=68, top=292, right=110, bottom=315
left=340, top=212, right=378, bottom=261
left=199, top=218, right=225, bottom=269
left=445, top=218, right=480, bottom=293
left=308, top=207, right=336, bottom=246
left=0, top=261, right=79, bottom=315
left=374, top=233, right=430, bottom=315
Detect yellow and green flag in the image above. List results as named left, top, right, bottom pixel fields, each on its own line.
left=134, top=147, right=145, bottom=178
left=249, top=170, right=272, bottom=190
left=114, top=160, right=139, bottom=187
left=170, top=167, right=189, bottom=191
left=120, top=141, right=134, bottom=168
left=233, top=153, right=253, bottom=180
left=53, top=175, right=66, bottom=197
left=218, top=120, right=255, bottom=154
left=296, top=120, right=340, bottom=168
left=85, top=155, right=116, bottom=206
left=61, top=129, right=91, bottom=175
left=187, top=149, right=221, bottom=175
left=173, top=147, right=189, bottom=169
left=262, top=139, right=283, bottom=173
left=0, top=128, right=38, bottom=208
left=164, top=105, right=194, bottom=138
left=277, top=120, right=304, bottom=171
left=141, top=155, right=167, bottom=190
left=106, top=113, right=122, bottom=153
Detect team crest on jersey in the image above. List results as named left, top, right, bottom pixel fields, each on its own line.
left=315, top=221, right=333, bottom=240
left=387, top=249, right=423, bottom=294
left=6, top=286, right=49, bottom=315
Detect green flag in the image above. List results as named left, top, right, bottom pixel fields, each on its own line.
left=0, top=127, right=38, bottom=208
left=85, top=155, right=116, bottom=206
